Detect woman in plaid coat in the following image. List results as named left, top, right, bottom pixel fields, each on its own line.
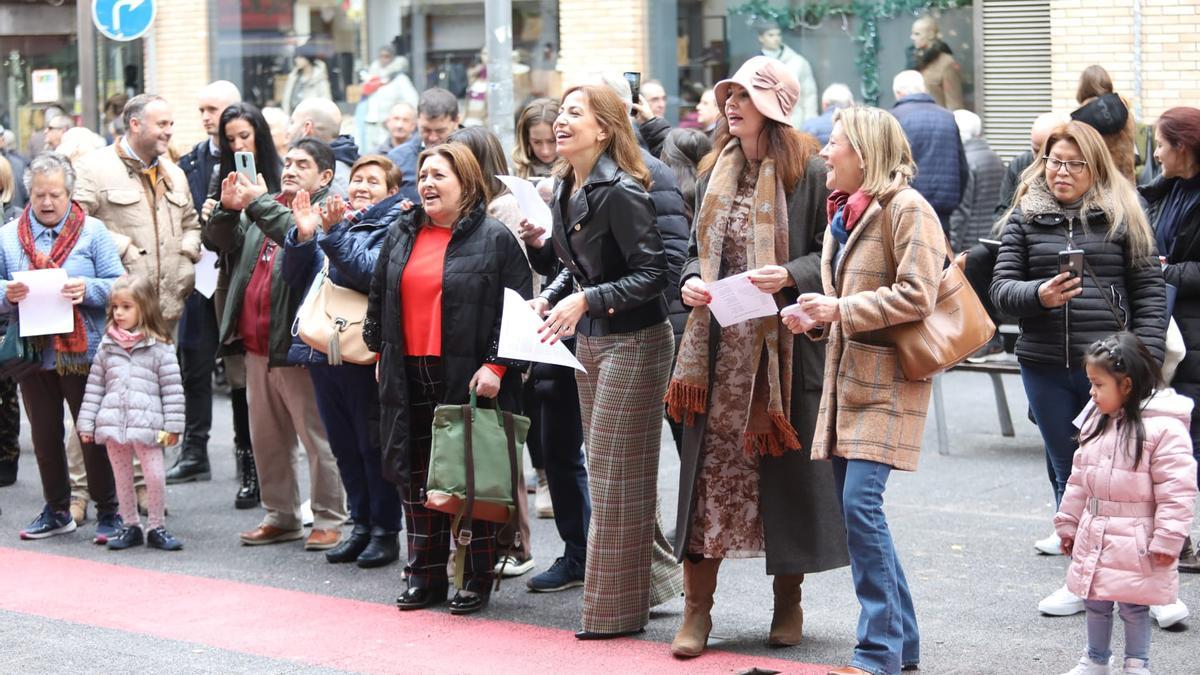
left=788, top=106, right=947, bottom=675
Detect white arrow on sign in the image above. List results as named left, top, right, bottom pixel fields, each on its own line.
left=111, top=0, right=146, bottom=33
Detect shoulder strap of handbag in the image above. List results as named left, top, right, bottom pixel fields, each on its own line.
left=452, top=401, right=476, bottom=591
left=877, top=190, right=954, bottom=284
left=1081, top=257, right=1128, bottom=329
left=491, top=411, right=522, bottom=592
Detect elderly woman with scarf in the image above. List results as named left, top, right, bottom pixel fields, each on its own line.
left=0, top=153, right=124, bottom=541
left=666, top=56, right=848, bottom=659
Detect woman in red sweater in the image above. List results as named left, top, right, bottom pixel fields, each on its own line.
left=364, top=143, right=532, bottom=615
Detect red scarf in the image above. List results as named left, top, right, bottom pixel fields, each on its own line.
left=826, top=189, right=873, bottom=232
left=17, top=202, right=90, bottom=375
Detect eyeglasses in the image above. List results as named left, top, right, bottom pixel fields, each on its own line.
left=1045, top=157, right=1089, bottom=175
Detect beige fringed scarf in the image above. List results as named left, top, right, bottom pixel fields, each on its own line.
left=664, top=140, right=800, bottom=456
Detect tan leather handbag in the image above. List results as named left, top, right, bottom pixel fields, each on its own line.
left=878, top=200, right=996, bottom=381
left=295, top=261, right=374, bottom=365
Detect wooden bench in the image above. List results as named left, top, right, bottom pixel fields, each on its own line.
left=930, top=326, right=1021, bottom=455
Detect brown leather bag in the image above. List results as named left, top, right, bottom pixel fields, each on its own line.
left=877, top=198, right=996, bottom=381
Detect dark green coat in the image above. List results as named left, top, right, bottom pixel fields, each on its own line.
left=674, top=156, right=848, bottom=574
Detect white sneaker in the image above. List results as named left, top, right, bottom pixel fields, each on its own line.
left=1149, top=599, right=1189, bottom=628
left=1061, top=654, right=1113, bottom=675
left=1121, top=657, right=1151, bottom=674
left=494, top=554, right=535, bottom=577
left=534, top=470, right=554, bottom=519
left=1039, top=584, right=1085, bottom=616
left=300, top=499, right=314, bottom=528
left=1036, top=531, right=1065, bottom=555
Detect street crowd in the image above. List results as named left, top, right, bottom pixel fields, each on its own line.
left=1, top=23, right=1199, bottom=675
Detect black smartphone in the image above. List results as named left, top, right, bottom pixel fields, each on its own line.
left=1058, top=249, right=1084, bottom=279
left=623, top=71, right=641, bottom=115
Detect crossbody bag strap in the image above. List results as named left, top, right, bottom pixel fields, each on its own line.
left=1081, top=257, right=1128, bottom=329
left=452, top=399, right=476, bottom=590
left=492, top=411, right=522, bottom=592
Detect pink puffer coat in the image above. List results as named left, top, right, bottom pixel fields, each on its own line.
left=1054, top=389, right=1198, bottom=606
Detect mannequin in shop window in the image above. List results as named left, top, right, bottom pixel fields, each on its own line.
left=755, top=22, right=818, bottom=126
left=907, top=15, right=963, bottom=111
left=282, top=46, right=333, bottom=115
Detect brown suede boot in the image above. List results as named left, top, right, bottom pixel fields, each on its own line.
left=670, top=558, right=721, bottom=658
left=768, top=574, right=805, bottom=647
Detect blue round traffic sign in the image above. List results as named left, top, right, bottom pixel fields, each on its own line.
left=92, top=0, right=157, bottom=42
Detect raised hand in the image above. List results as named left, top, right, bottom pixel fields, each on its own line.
left=292, top=189, right=319, bottom=242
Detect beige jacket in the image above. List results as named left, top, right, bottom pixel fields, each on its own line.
left=74, top=142, right=202, bottom=322
left=810, top=188, right=946, bottom=471
left=920, top=52, right=963, bottom=111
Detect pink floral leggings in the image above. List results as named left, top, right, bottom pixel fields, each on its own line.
left=106, top=441, right=166, bottom=530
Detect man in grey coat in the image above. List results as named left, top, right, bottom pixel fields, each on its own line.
left=950, top=110, right=1005, bottom=252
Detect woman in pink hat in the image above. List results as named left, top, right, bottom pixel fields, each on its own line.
left=666, top=55, right=849, bottom=658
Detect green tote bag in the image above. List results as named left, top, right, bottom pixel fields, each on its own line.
left=425, top=389, right=530, bottom=588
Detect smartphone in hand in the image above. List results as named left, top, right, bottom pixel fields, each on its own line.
left=234, top=151, right=257, bottom=182
left=623, top=71, right=641, bottom=116
left=1058, top=249, right=1084, bottom=279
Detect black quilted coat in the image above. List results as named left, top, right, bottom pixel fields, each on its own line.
left=364, top=202, right=533, bottom=487
left=990, top=180, right=1167, bottom=368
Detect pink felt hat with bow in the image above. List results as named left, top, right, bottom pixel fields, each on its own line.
left=714, top=56, right=800, bottom=126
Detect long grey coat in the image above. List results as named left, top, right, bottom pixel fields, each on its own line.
left=76, top=335, right=185, bottom=446
left=674, top=155, right=849, bottom=575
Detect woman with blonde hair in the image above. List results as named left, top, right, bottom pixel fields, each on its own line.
left=784, top=105, right=947, bottom=675
left=0, top=154, right=17, bottom=223
left=530, top=84, right=682, bottom=639
left=991, top=120, right=1166, bottom=618
left=666, top=56, right=848, bottom=659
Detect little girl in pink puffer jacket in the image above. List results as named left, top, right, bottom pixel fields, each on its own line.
left=1054, top=333, right=1197, bottom=675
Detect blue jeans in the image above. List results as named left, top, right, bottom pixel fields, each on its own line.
left=1084, top=600, right=1150, bottom=665
left=1019, top=362, right=1092, bottom=507
left=833, top=457, right=919, bottom=675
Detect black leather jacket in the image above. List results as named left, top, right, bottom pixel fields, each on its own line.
left=540, top=153, right=668, bottom=336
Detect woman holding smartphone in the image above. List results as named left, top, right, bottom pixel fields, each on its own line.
left=991, top=120, right=1165, bottom=617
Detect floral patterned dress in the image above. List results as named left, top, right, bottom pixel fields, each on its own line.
left=687, top=161, right=767, bottom=559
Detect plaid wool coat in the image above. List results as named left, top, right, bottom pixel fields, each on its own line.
left=810, top=188, right=947, bottom=471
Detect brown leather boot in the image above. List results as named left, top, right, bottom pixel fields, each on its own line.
left=670, top=558, right=721, bottom=658
left=768, top=574, right=805, bottom=647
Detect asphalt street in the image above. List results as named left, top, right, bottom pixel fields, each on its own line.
left=0, top=369, right=1196, bottom=674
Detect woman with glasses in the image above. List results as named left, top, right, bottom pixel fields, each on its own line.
left=991, top=120, right=1166, bottom=618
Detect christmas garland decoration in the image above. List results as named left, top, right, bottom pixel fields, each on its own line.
left=732, top=0, right=972, bottom=105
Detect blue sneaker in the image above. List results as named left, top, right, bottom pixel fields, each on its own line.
left=527, top=556, right=585, bottom=592
left=20, top=505, right=77, bottom=540
left=93, top=512, right=124, bottom=545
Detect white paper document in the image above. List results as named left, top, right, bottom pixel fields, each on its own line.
left=497, top=288, right=585, bottom=372
left=12, top=268, right=72, bottom=337
left=706, top=271, right=779, bottom=327
left=496, top=175, right=553, bottom=240
left=194, top=247, right=220, bottom=299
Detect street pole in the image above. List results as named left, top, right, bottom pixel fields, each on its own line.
left=76, top=0, right=98, bottom=131
left=485, top=0, right=514, bottom=162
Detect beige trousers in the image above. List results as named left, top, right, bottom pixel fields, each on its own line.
left=244, top=353, right=346, bottom=530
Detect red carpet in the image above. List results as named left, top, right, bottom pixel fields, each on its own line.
left=0, top=547, right=829, bottom=674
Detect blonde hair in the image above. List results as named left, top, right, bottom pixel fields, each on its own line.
left=833, top=106, right=915, bottom=199
left=107, top=275, right=173, bottom=343
left=554, top=85, right=651, bottom=190
left=0, top=154, right=13, bottom=205
left=1006, top=120, right=1155, bottom=261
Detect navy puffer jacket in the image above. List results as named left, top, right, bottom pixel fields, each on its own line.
left=891, top=93, right=967, bottom=216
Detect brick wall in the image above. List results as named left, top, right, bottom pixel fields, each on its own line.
left=1051, top=0, right=1200, bottom=122
left=146, top=0, right=212, bottom=154
left=557, top=0, right=649, bottom=87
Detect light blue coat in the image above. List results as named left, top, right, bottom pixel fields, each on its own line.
left=0, top=214, right=124, bottom=368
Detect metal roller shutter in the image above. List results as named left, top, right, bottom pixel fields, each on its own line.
left=977, top=0, right=1052, bottom=161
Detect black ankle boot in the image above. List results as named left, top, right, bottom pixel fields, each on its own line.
left=166, top=447, right=211, bottom=484
left=234, top=445, right=259, bottom=509
left=326, top=524, right=371, bottom=563
left=356, top=527, right=400, bottom=568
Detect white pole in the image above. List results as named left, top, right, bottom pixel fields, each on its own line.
left=485, top=0, right=515, bottom=162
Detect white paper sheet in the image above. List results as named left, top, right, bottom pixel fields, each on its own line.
left=496, top=175, right=553, bottom=240
left=194, top=247, right=220, bottom=299
left=497, top=288, right=585, bottom=372
left=706, top=271, right=779, bottom=327
left=11, top=268, right=72, bottom=337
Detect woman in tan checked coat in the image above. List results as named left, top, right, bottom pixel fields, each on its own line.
left=788, top=106, right=946, bottom=675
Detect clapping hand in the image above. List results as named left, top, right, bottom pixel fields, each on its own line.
left=321, top=194, right=348, bottom=232
left=292, top=189, right=321, bottom=241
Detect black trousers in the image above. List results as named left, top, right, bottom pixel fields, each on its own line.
left=178, top=292, right=219, bottom=456
left=0, top=376, right=18, bottom=465
left=21, top=371, right=116, bottom=514
left=530, top=365, right=590, bottom=563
